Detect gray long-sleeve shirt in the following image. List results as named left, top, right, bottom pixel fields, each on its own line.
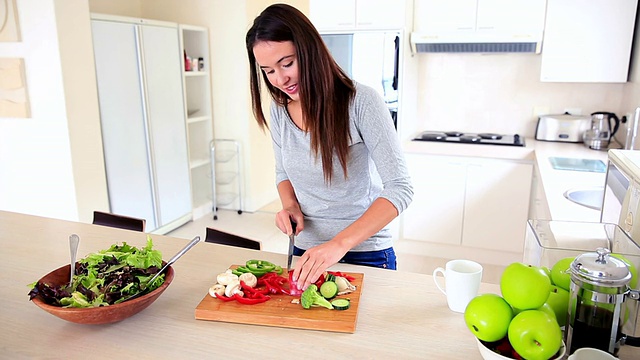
left=269, top=83, right=413, bottom=251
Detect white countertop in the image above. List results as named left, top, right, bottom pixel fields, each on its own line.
left=531, top=140, right=610, bottom=222
left=403, top=137, right=611, bottom=222
left=0, top=211, right=498, bottom=359
left=404, top=138, right=535, bottom=161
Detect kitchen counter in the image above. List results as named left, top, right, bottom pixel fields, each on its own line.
left=0, top=210, right=497, bottom=359
left=404, top=138, right=535, bottom=161
left=403, top=137, right=610, bottom=222
left=531, top=140, right=609, bottom=222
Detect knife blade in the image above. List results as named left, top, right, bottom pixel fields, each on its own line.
left=287, top=220, right=297, bottom=273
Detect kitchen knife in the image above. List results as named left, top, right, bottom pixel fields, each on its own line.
left=287, top=220, right=297, bottom=273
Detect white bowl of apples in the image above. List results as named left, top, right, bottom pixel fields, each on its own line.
left=476, top=337, right=566, bottom=360
left=465, top=262, right=571, bottom=360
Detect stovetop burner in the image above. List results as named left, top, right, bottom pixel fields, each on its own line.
left=421, top=132, right=447, bottom=141
left=478, top=133, right=502, bottom=140
left=412, top=131, right=525, bottom=147
left=459, top=135, right=481, bottom=143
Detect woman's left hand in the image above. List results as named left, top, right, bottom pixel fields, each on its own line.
left=292, top=240, right=349, bottom=290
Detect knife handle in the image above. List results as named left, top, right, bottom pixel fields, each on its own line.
left=290, top=219, right=297, bottom=234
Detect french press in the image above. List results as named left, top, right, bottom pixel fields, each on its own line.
left=565, top=248, right=640, bottom=356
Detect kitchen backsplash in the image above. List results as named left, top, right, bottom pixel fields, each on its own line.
left=414, top=53, right=626, bottom=137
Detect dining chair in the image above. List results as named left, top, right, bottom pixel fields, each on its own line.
left=205, top=227, right=261, bottom=250
left=92, top=211, right=146, bottom=232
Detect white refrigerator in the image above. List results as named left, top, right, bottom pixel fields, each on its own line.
left=91, top=16, right=192, bottom=233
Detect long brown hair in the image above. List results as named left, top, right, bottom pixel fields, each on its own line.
left=246, top=4, right=356, bottom=183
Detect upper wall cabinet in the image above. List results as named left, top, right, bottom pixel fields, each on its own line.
left=309, top=0, right=406, bottom=32
left=412, top=0, right=546, bottom=53
left=540, top=0, right=638, bottom=83
left=414, top=0, right=546, bottom=34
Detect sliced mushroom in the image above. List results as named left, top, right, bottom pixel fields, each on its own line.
left=216, top=269, right=239, bottom=286
left=208, top=284, right=225, bottom=298
left=238, top=272, right=257, bottom=288
left=224, top=280, right=241, bottom=297
left=335, top=276, right=356, bottom=295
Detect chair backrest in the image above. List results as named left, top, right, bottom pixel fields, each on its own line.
left=205, top=227, right=261, bottom=250
left=92, top=211, right=146, bottom=232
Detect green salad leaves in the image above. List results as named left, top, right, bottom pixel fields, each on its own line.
left=29, top=236, right=164, bottom=308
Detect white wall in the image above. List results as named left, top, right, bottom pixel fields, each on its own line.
left=409, top=53, right=626, bottom=138
left=0, top=0, right=108, bottom=222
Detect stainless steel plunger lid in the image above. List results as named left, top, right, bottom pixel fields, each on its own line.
left=570, top=248, right=631, bottom=289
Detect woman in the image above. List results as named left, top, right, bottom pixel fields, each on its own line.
left=246, top=4, right=413, bottom=291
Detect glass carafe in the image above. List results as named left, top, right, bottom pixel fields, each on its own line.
left=565, top=248, right=640, bottom=355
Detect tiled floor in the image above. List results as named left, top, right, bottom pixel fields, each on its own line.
left=168, top=203, right=505, bottom=284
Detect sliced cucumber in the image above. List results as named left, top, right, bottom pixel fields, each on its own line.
left=325, top=273, right=336, bottom=282
left=319, top=280, right=338, bottom=299
left=331, top=298, right=350, bottom=310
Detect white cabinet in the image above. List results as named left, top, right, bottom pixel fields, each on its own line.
left=475, top=0, right=546, bottom=33
left=403, top=154, right=533, bottom=254
left=403, top=156, right=466, bottom=245
left=414, top=0, right=546, bottom=35
left=414, top=0, right=476, bottom=33
left=91, top=16, right=192, bottom=234
left=540, top=0, right=638, bottom=83
left=462, top=160, right=533, bottom=252
left=180, top=25, right=214, bottom=219
left=310, top=0, right=406, bottom=31
left=310, top=0, right=356, bottom=30
left=528, top=162, right=551, bottom=221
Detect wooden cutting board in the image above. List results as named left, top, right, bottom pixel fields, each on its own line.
left=195, top=269, right=364, bottom=333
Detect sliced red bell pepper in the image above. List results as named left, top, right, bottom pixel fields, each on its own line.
left=313, top=273, right=326, bottom=288
left=215, top=293, right=236, bottom=302
left=286, top=271, right=303, bottom=296
left=264, top=279, right=283, bottom=294
left=240, top=280, right=269, bottom=298
left=327, top=271, right=355, bottom=281
left=232, top=293, right=269, bottom=305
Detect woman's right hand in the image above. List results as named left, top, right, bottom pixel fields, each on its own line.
left=275, top=208, right=303, bottom=236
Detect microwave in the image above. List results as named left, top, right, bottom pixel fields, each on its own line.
left=601, top=150, right=640, bottom=240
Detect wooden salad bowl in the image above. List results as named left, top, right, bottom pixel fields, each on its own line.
left=31, top=263, right=174, bottom=325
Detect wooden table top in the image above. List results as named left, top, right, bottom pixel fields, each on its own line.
left=0, top=210, right=499, bottom=359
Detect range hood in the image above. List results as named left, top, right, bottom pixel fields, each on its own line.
left=410, top=31, right=543, bottom=54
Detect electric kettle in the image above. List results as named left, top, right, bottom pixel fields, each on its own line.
left=565, top=248, right=640, bottom=356
left=583, top=112, right=620, bottom=150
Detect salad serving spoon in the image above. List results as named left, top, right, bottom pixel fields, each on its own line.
left=68, top=234, right=80, bottom=289
left=120, top=235, right=201, bottom=302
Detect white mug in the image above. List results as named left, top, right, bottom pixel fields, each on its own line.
left=432, top=259, right=483, bottom=313
left=568, top=348, right=616, bottom=360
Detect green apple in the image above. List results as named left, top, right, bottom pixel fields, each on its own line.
left=508, top=310, right=562, bottom=360
left=611, top=253, right=638, bottom=289
left=545, top=285, right=570, bottom=327
left=540, top=266, right=553, bottom=285
left=550, top=257, right=574, bottom=291
left=537, top=303, right=556, bottom=320
left=464, top=294, right=514, bottom=342
left=500, top=262, right=551, bottom=310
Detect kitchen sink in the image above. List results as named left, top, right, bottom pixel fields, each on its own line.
left=563, top=187, right=604, bottom=211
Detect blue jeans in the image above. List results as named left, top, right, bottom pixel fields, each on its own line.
left=293, top=246, right=397, bottom=270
